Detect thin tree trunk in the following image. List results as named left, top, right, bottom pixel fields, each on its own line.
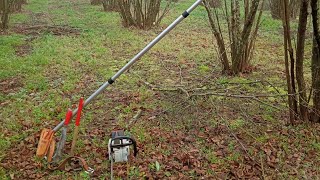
left=231, top=0, right=241, bottom=74
left=233, top=0, right=260, bottom=74
left=311, top=0, right=320, bottom=122
left=102, top=0, right=118, bottom=11
left=271, top=0, right=299, bottom=19
left=245, top=0, right=264, bottom=67
left=281, top=0, right=296, bottom=124
left=204, top=1, right=230, bottom=74
left=240, top=0, right=261, bottom=72
left=285, top=0, right=299, bottom=119
left=311, top=39, right=320, bottom=122
left=1, top=0, right=9, bottom=29
left=295, top=0, right=309, bottom=121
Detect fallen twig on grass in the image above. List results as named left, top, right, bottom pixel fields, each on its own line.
left=178, top=87, right=190, bottom=98
left=260, top=153, right=266, bottom=180
left=144, top=81, right=300, bottom=98
left=189, top=92, right=298, bottom=98
left=251, top=97, right=282, bottom=111
left=143, top=81, right=190, bottom=97
left=143, top=81, right=184, bottom=90
left=218, top=80, right=263, bottom=85
left=143, top=81, right=303, bottom=111
left=126, top=109, right=143, bottom=129
left=126, top=109, right=142, bottom=129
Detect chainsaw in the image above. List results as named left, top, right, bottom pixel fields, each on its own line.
left=108, top=130, right=137, bottom=179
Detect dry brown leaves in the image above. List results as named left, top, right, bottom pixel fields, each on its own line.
left=0, top=133, right=48, bottom=179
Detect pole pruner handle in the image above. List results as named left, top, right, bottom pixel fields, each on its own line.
left=75, top=97, right=84, bottom=126
left=64, top=109, right=73, bottom=126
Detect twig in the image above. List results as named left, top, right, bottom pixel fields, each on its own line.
left=179, top=65, right=183, bottom=84
left=143, top=81, right=185, bottom=91
left=126, top=109, right=143, bottom=129
left=178, top=87, right=190, bottom=98
left=218, top=80, right=262, bottom=85
left=260, top=153, right=266, bottom=180
left=144, top=81, right=297, bottom=98
left=251, top=97, right=282, bottom=111
left=190, top=92, right=298, bottom=98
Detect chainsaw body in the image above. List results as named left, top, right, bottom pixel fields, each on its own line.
left=108, top=130, right=137, bottom=163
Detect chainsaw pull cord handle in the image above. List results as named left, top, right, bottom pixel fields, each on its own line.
left=64, top=109, right=73, bottom=126
left=75, top=97, right=84, bottom=126
left=109, top=136, right=138, bottom=157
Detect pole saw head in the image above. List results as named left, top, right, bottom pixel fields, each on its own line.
left=108, top=130, right=137, bottom=163
left=36, top=109, right=72, bottom=162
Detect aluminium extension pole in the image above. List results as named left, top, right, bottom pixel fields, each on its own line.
left=53, top=0, right=204, bottom=132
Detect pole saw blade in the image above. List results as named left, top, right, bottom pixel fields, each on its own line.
left=52, top=109, right=72, bottom=162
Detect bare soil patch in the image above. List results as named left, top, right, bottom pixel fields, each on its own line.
left=15, top=43, right=33, bottom=57
left=11, top=24, right=81, bottom=56
left=0, top=77, right=23, bottom=95
left=0, top=29, right=9, bottom=36
left=13, top=24, right=81, bottom=37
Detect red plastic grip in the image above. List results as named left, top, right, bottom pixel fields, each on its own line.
left=75, top=97, right=84, bottom=126
left=64, top=109, right=73, bottom=126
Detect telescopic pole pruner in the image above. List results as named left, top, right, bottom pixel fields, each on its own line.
left=53, top=0, right=204, bottom=132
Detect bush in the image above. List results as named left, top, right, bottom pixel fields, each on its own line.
left=117, top=0, right=171, bottom=30
left=1, top=0, right=27, bottom=29
left=201, top=0, right=221, bottom=8
left=90, top=0, right=102, bottom=5
left=102, top=0, right=118, bottom=12
left=270, top=0, right=299, bottom=19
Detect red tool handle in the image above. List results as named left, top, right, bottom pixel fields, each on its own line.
left=75, top=97, right=84, bottom=126
left=64, top=109, right=73, bottom=126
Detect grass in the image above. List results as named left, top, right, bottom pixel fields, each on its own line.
left=0, top=0, right=320, bottom=179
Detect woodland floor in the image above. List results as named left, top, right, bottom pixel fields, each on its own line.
left=1, top=0, right=320, bottom=179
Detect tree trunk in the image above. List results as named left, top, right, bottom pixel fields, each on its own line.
left=1, top=0, right=9, bottom=29
left=270, top=0, right=299, bottom=19
left=230, top=0, right=242, bottom=74
left=311, top=0, right=320, bottom=122
left=102, top=0, right=118, bottom=11
left=295, top=0, right=309, bottom=121
left=232, top=0, right=260, bottom=74
left=311, top=39, right=320, bottom=122
left=201, top=0, right=221, bottom=8
left=204, top=1, right=230, bottom=74
left=282, top=0, right=296, bottom=124
left=270, top=0, right=282, bottom=19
